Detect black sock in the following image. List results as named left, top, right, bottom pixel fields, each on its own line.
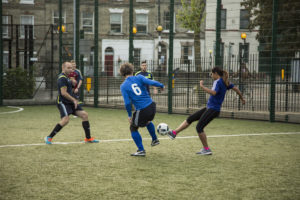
left=82, top=121, right=91, bottom=139
left=49, top=124, right=63, bottom=138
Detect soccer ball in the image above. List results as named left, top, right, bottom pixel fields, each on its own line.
left=157, top=123, right=169, bottom=136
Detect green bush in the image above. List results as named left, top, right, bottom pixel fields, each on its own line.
left=3, top=68, right=35, bottom=99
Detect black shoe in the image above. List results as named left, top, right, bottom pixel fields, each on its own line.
left=167, top=130, right=176, bottom=140
left=131, top=150, right=146, bottom=156
left=151, top=139, right=160, bottom=146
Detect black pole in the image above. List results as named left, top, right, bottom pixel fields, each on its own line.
left=75, top=0, right=80, bottom=65
left=51, top=24, right=54, bottom=100
left=59, top=0, right=63, bottom=70
left=0, top=0, right=3, bottom=105
left=93, top=0, right=99, bottom=107
left=215, top=0, right=221, bottom=67
left=129, top=0, right=134, bottom=64
left=168, top=0, right=174, bottom=114
left=270, top=0, right=278, bottom=122
left=80, top=55, right=84, bottom=102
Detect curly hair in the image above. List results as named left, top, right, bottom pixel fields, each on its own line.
left=120, top=62, right=134, bottom=77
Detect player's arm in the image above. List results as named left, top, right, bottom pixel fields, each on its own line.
left=151, top=73, right=158, bottom=94
left=60, top=87, right=78, bottom=108
left=76, top=70, right=83, bottom=89
left=199, top=80, right=217, bottom=96
left=121, top=87, right=132, bottom=118
left=232, top=86, right=246, bottom=104
left=139, top=75, right=164, bottom=89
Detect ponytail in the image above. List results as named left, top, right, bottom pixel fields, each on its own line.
left=211, top=67, right=230, bottom=87
left=222, top=70, right=230, bottom=88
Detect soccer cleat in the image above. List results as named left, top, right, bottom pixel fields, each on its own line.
left=196, top=148, right=212, bottom=155
left=151, top=139, right=160, bottom=147
left=167, top=130, right=176, bottom=140
left=131, top=150, right=146, bottom=157
left=44, top=136, right=53, bottom=145
left=84, top=137, right=99, bottom=143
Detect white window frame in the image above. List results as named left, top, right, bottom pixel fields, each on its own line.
left=81, top=12, right=94, bottom=34
left=20, top=0, right=34, bottom=4
left=109, top=9, right=124, bottom=34
left=2, top=16, right=9, bottom=38
left=20, top=15, right=34, bottom=38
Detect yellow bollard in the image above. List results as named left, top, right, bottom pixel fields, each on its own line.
left=86, top=77, right=91, bottom=93
left=281, top=69, right=284, bottom=80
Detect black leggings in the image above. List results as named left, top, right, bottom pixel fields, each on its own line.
left=186, top=107, right=220, bottom=133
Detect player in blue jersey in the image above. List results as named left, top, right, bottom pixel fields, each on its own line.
left=120, top=62, right=164, bottom=156
left=167, top=67, right=245, bottom=155
left=44, top=62, right=99, bottom=145
left=135, top=60, right=158, bottom=95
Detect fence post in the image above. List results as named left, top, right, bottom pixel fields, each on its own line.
left=0, top=0, right=3, bottom=106
left=215, top=0, right=221, bottom=67
left=168, top=0, right=174, bottom=114
left=93, top=0, right=99, bottom=107
left=129, top=0, right=134, bottom=64
left=270, top=0, right=278, bottom=122
left=51, top=24, right=54, bottom=100
left=80, top=55, right=84, bottom=102
left=59, top=0, right=62, bottom=70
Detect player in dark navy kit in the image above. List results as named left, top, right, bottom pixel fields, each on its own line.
left=44, top=62, right=99, bottom=144
left=167, top=67, right=245, bottom=155
left=120, top=62, right=164, bottom=156
left=135, top=60, right=158, bottom=95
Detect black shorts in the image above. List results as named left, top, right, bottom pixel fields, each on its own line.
left=187, top=107, right=220, bottom=133
left=132, top=102, right=156, bottom=127
left=57, top=101, right=83, bottom=118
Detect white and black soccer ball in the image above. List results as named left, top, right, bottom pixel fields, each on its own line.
left=157, top=123, right=169, bottom=136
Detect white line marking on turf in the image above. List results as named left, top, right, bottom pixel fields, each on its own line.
left=0, top=106, right=24, bottom=114
left=0, top=132, right=299, bottom=148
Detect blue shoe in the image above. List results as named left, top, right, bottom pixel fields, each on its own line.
left=84, top=137, right=99, bottom=143
left=44, top=136, right=53, bottom=145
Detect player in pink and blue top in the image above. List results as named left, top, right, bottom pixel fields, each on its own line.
left=167, top=67, right=245, bottom=155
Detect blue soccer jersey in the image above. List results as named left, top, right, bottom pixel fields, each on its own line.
left=57, top=73, right=73, bottom=104
left=120, top=75, right=164, bottom=117
left=207, top=78, right=234, bottom=111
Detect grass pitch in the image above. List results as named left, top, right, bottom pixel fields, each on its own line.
left=0, top=106, right=299, bottom=200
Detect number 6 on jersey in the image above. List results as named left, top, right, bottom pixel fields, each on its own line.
left=131, top=83, right=142, bottom=95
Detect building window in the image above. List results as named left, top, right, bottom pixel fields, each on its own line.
left=20, top=0, right=34, bottom=4
left=82, top=12, right=94, bottom=33
left=239, top=42, right=249, bottom=63
left=2, top=0, right=8, bottom=3
left=163, top=11, right=175, bottom=32
left=52, top=10, right=66, bottom=32
left=181, top=45, right=193, bottom=64
left=163, top=11, right=170, bottom=30
left=221, top=9, right=226, bottom=29
left=2, top=16, right=9, bottom=38
left=110, top=13, right=122, bottom=33
left=20, top=15, right=34, bottom=38
left=240, top=9, right=250, bottom=29
left=133, top=48, right=141, bottom=68
left=3, top=52, right=9, bottom=71
left=136, top=14, right=147, bottom=34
